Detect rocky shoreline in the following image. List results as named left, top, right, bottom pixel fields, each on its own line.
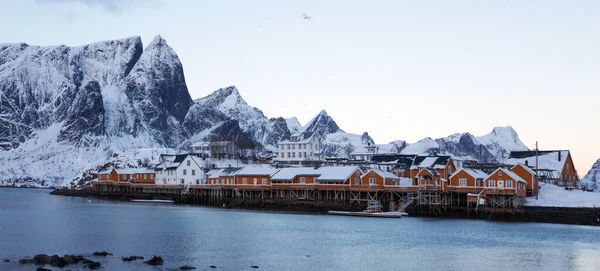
left=3, top=251, right=260, bottom=270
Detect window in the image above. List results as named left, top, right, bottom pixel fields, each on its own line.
left=369, top=178, right=376, bottom=185
left=489, top=180, right=496, bottom=187
left=287, top=153, right=290, bottom=158
left=459, top=178, right=467, bottom=186
left=243, top=178, right=247, bottom=184
left=181, top=179, right=184, bottom=184
left=371, top=172, right=374, bottom=176
left=498, top=171, right=503, bottom=177
left=292, top=144, right=295, bottom=150
left=144, top=174, right=147, bottom=179
left=287, top=145, right=290, bottom=150
left=196, top=179, right=200, bottom=184
left=354, top=178, right=360, bottom=185
left=292, top=152, right=296, bottom=158
left=280, top=145, right=284, bottom=150
left=506, top=180, right=513, bottom=188
left=183, top=169, right=187, bottom=176
left=262, top=178, right=267, bottom=185
left=187, top=160, right=191, bottom=166
left=300, top=177, right=306, bottom=184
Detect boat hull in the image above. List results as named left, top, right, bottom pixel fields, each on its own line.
left=327, top=211, right=406, bottom=218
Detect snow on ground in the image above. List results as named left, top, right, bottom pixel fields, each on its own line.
left=525, top=183, right=600, bottom=208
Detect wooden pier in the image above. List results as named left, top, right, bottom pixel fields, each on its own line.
left=89, top=181, right=526, bottom=216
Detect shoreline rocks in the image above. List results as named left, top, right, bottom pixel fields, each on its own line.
left=92, top=251, right=112, bottom=256
left=180, top=265, right=197, bottom=270
left=143, top=255, right=164, bottom=266
left=122, top=255, right=144, bottom=261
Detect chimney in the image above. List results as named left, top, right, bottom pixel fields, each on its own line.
left=558, top=151, right=562, bottom=162
left=525, top=160, right=529, bottom=166
left=433, top=150, right=438, bottom=156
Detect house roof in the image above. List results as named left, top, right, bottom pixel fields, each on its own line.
left=190, top=141, right=210, bottom=147
left=279, top=131, right=316, bottom=144
left=485, top=168, right=527, bottom=184
left=361, top=169, right=401, bottom=180
left=416, top=167, right=439, bottom=176
left=236, top=166, right=279, bottom=177
left=271, top=167, right=321, bottom=181
left=98, top=167, right=114, bottom=174
left=207, top=167, right=243, bottom=178
left=114, top=168, right=155, bottom=175
left=511, top=163, right=537, bottom=176
left=450, top=168, right=488, bottom=180
left=506, top=150, right=569, bottom=173
left=315, top=166, right=361, bottom=182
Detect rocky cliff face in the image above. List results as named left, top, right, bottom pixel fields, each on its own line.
left=581, top=159, right=600, bottom=191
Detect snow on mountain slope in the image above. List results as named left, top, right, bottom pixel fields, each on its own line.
left=581, top=159, right=600, bottom=191
left=188, top=86, right=290, bottom=149
left=286, top=117, right=303, bottom=134
left=0, top=35, right=192, bottom=185
left=396, top=126, right=528, bottom=163
left=476, top=126, right=528, bottom=161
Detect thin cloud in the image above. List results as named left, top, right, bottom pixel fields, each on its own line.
left=36, top=0, right=140, bottom=13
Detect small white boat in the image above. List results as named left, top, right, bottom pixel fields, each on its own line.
left=327, top=211, right=406, bottom=218
left=328, top=200, right=407, bottom=218
left=130, top=199, right=174, bottom=203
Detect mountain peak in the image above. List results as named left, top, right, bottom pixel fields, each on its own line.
left=301, top=110, right=342, bottom=136
left=149, top=35, right=166, bottom=46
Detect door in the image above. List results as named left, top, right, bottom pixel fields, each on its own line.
left=498, top=180, right=504, bottom=188
left=254, top=178, right=257, bottom=185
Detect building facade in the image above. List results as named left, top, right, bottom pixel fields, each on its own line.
left=274, top=132, right=324, bottom=165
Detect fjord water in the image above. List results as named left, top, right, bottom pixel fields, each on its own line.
left=2, top=188, right=600, bottom=271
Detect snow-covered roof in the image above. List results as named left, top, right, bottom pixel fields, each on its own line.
left=271, top=167, right=320, bottom=181
left=511, top=163, right=537, bottom=176
left=485, top=168, right=527, bottom=184
left=190, top=141, right=210, bottom=147
left=506, top=151, right=569, bottom=173
left=450, top=168, right=488, bottom=180
left=98, top=167, right=114, bottom=174
left=418, top=157, right=439, bottom=168
left=114, top=168, right=155, bottom=174
left=362, top=169, right=401, bottom=180
left=236, top=166, right=279, bottom=176
left=417, top=168, right=439, bottom=176
left=315, top=166, right=361, bottom=182
left=279, top=131, right=317, bottom=144
left=207, top=167, right=242, bottom=178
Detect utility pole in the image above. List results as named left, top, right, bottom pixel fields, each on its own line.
left=535, top=141, right=539, bottom=200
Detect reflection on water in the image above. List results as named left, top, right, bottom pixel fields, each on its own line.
left=1, top=188, right=600, bottom=270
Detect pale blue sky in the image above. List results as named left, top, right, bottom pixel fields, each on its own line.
left=2, top=0, right=599, bottom=173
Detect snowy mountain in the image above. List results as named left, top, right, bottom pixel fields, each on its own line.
left=396, top=127, right=529, bottom=163
left=186, top=86, right=291, bottom=149
left=581, top=159, right=600, bottom=191
left=285, top=117, right=303, bottom=134
left=296, top=110, right=374, bottom=157
left=0, top=35, right=193, bottom=185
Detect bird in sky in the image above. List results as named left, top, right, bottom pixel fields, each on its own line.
left=302, top=13, right=312, bottom=21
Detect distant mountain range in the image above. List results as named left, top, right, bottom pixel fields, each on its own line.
left=0, top=35, right=530, bottom=185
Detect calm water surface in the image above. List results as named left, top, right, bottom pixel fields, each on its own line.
left=2, top=188, right=600, bottom=271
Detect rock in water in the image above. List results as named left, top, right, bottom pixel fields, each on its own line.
left=33, top=254, right=52, bottom=264
left=92, top=251, right=112, bottom=256
left=143, top=256, right=164, bottom=266
left=85, top=260, right=102, bottom=269
left=251, top=266, right=259, bottom=269
left=122, top=256, right=144, bottom=261
left=36, top=267, right=52, bottom=271
left=179, top=265, right=197, bottom=270
left=18, top=258, right=35, bottom=264
left=2, top=259, right=9, bottom=262
left=210, top=265, right=217, bottom=268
